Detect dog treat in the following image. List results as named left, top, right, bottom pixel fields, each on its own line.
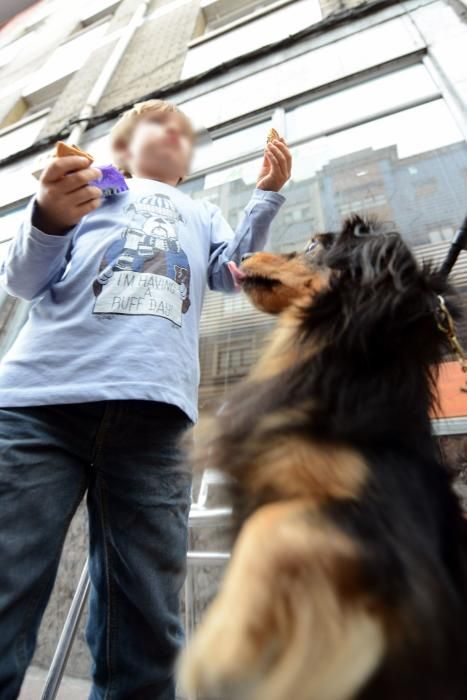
left=54, top=141, right=94, bottom=162
left=266, top=127, right=280, bottom=143
left=54, top=141, right=128, bottom=198
left=89, top=164, right=128, bottom=197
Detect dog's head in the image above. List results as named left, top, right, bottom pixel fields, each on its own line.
left=229, top=215, right=460, bottom=366
left=228, top=233, right=332, bottom=315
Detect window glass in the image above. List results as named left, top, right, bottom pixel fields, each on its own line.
left=201, top=0, right=280, bottom=31
left=190, top=119, right=271, bottom=172
left=287, top=64, right=439, bottom=141
left=0, top=156, right=38, bottom=209
left=0, top=113, right=48, bottom=161
left=183, top=0, right=322, bottom=79
left=181, top=98, right=467, bottom=409
left=180, top=16, right=423, bottom=127
left=187, top=64, right=440, bottom=174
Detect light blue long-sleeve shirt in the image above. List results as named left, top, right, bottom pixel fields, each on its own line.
left=0, top=178, right=284, bottom=421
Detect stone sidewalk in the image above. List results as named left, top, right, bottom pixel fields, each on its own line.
left=18, top=666, right=197, bottom=700
left=19, top=666, right=91, bottom=700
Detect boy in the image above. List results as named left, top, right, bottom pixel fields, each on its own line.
left=0, top=99, right=291, bottom=699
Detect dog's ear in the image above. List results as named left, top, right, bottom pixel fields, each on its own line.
left=322, top=216, right=378, bottom=273
left=350, top=232, right=419, bottom=291
left=325, top=217, right=418, bottom=294
left=324, top=226, right=460, bottom=364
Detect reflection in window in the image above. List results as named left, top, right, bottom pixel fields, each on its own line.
left=181, top=97, right=467, bottom=410
left=216, top=338, right=253, bottom=376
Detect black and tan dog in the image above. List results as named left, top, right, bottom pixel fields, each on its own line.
left=179, top=216, right=467, bottom=700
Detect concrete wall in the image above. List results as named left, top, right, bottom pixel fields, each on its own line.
left=38, top=0, right=201, bottom=138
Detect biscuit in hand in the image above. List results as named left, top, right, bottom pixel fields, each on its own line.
left=266, top=128, right=280, bottom=144
left=55, top=141, right=94, bottom=162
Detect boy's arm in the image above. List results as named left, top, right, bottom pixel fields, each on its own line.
left=0, top=154, right=101, bottom=301
left=208, top=135, right=290, bottom=292
left=0, top=198, right=77, bottom=301
left=207, top=188, right=285, bottom=292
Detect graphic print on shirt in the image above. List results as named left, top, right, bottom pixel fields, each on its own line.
left=92, top=194, right=191, bottom=326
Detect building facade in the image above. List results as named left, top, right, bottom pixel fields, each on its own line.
left=0, top=0, right=466, bottom=682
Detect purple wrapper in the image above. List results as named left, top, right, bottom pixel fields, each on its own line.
left=91, top=164, right=128, bottom=197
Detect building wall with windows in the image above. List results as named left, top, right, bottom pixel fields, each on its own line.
left=0, top=0, right=466, bottom=681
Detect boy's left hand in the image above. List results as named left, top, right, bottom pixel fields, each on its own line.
left=256, top=137, right=292, bottom=192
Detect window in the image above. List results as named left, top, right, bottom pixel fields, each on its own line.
left=181, top=15, right=425, bottom=125
left=22, top=19, right=111, bottom=105
left=286, top=64, right=439, bottom=142
left=79, top=0, right=120, bottom=28
left=0, top=205, right=30, bottom=359
left=181, top=84, right=467, bottom=406
left=190, top=119, right=272, bottom=172
left=415, top=178, right=438, bottom=198
left=0, top=156, right=38, bottom=209
left=0, top=111, right=48, bottom=161
left=0, top=11, right=48, bottom=61
left=0, top=205, right=26, bottom=258
left=201, top=0, right=282, bottom=32
left=81, top=132, right=114, bottom=164
left=0, top=34, right=30, bottom=70
left=186, top=100, right=467, bottom=249
left=215, top=338, right=253, bottom=376
left=183, top=0, right=322, bottom=79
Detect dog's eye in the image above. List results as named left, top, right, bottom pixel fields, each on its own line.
left=304, top=240, right=319, bottom=255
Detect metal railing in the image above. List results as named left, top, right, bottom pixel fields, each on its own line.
left=40, top=503, right=232, bottom=700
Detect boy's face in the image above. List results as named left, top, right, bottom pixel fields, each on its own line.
left=126, top=113, right=193, bottom=183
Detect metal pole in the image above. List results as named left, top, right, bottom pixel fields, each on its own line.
left=67, top=0, right=151, bottom=146
left=187, top=552, right=230, bottom=565
left=40, top=559, right=91, bottom=700
left=189, top=507, right=232, bottom=527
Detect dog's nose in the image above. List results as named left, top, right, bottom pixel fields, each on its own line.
left=241, top=253, right=254, bottom=262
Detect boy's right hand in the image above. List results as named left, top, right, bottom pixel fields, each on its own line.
left=34, top=156, right=103, bottom=235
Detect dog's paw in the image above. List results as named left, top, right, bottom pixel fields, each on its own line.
left=178, top=608, right=266, bottom=698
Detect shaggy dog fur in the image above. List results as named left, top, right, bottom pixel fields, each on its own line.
left=179, top=216, right=467, bottom=700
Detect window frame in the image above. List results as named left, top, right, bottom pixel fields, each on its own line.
left=0, top=106, right=51, bottom=140
left=191, top=0, right=310, bottom=46
left=185, top=53, right=450, bottom=181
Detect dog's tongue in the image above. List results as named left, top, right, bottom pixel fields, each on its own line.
left=227, top=261, right=246, bottom=290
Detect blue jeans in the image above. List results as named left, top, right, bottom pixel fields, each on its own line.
left=0, top=401, right=192, bottom=700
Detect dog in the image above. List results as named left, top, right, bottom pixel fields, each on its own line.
left=179, top=216, right=467, bottom=700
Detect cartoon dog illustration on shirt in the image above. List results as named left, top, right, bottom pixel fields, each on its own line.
left=93, top=194, right=191, bottom=322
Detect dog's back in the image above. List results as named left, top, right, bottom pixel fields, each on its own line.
left=331, top=445, right=467, bottom=699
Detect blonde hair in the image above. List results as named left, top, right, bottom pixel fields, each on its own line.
left=110, top=99, right=194, bottom=177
